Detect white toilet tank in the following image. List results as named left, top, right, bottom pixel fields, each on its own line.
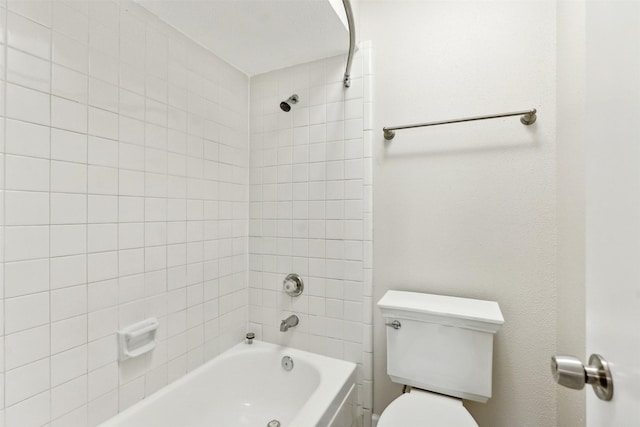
left=377, top=290, right=504, bottom=403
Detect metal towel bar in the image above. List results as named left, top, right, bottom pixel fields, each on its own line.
left=383, top=109, right=537, bottom=140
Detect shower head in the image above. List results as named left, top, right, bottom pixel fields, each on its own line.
left=279, top=94, right=299, bottom=112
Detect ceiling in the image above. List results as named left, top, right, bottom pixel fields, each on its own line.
left=135, top=0, right=350, bottom=76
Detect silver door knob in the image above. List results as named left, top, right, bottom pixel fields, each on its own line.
left=550, top=354, right=613, bottom=401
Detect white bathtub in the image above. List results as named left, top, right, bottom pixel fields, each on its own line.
left=100, top=340, right=357, bottom=427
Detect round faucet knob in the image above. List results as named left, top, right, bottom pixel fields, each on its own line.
left=283, top=274, right=304, bottom=297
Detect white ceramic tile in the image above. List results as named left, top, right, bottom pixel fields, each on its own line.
left=5, top=154, right=49, bottom=191
left=52, top=64, right=88, bottom=103
left=120, top=62, right=145, bottom=95
left=88, top=363, right=117, bottom=401
left=118, top=223, right=144, bottom=250
left=345, top=99, right=363, bottom=120
left=123, top=91, right=146, bottom=125
left=51, top=193, right=87, bottom=224
left=87, top=278, right=118, bottom=313
left=89, top=0, right=118, bottom=30
left=88, top=195, right=117, bottom=223
left=5, top=358, right=50, bottom=406
left=51, top=405, right=88, bottom=427
left=5, top=391, right=50, bottom=427
left=89, top=21, right=118, bottom=59
left=90, top=48, right=119, bottom=86
left=119, top=377, right=144, bottom=412
left=51, top=345, right=88, bottom=388
left=88, top=165, right=118, bottom=195
left=5, top=191, right=49, bottom=225
left=51, top=128, right=87, bottom=163
left=88, top=390, right=118, bottom=427
left=88, top=136, right=118, bottom=168
left=51, top=315, right=88, bottom=355
left=52, top=96, right=88, bottom=133
left=51, top=375, right=87, bottom=419
left=345, top=138, right=363, bottom=160
left=119, top=170, right=144, bottom=197
left=5, top=325, right=50, bottom=370
left=88, top=223, right=118, bottom=253
left=51, top=284, right=87, bottom=321
left=7, top=0, right=51, bottom=27
left=88, top=107, right=118, bottom=140
left=5, top=225, right=49, bottom=262
left=6, top=83, right=50, bottom=125
left=52, top=0, right=88, bottom=42
left=88, top=307, right=118, bottom=342
left=5, top=119, right=50, bottom=158
left=6, top=47, right=50, bottom=92
left=345, top=119, right=363, bottom=140
left=52, top=31, right=87, bottom=73
left=0, top=3, right=260, bottom=425
left=118, top=196, right=144, bottom=222
left=50, top=255, right=87, bottom=290
left=5, top=258, right=49, bottom=298
left=89, top=78, right=118, bottom=112
left=119, top=143, right=145, bottom=171
left=87, top=334, right=117, bottom=371
left=119, top=248, right=144, bottom=277
left=87, top=251, right=118, bottom=283
left=5, top=292, right=50, bottom=333
left=7, top=10, right=50, bottom=59
left=51, top=160, right=87, bottom=193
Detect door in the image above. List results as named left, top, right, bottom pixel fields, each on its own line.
left=585, top=0, right=640, bottom=425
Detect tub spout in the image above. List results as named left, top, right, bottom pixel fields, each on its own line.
left=280, top=315, right=299, bottom=332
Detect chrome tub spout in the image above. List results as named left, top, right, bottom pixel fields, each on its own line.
left=280, top=315, right=299, bottom=332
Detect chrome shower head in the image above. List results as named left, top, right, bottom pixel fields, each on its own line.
left=279, top=94, right=299, bottom=112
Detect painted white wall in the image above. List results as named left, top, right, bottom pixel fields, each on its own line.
left=0, top=1, right=249, bottom=425
left=358, top=1, right=558, bottom=426
left=556, top=0, right=586, bottom=425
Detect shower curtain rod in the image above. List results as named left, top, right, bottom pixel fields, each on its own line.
left=342, top=0, right=356, bottom=88
left=382, top=108, right=538, bottom=140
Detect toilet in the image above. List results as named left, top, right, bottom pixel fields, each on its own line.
left=376, top=290, right=504, bottom=426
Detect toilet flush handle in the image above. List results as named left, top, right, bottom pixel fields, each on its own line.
left=385, top=320, right=401, bottom=329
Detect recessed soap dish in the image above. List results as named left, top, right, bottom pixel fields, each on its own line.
left=118, top=317, right=159, bottom=361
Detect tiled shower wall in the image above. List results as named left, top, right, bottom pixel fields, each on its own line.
left=248, top=44, right=374, bottom=422
left=0, top=1, right=249, bottom=425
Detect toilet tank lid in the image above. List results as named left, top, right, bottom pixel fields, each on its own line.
left=377, top=290, right=504, bottom=332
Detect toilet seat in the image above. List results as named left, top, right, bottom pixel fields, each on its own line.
left=377, top=390, right=478, bottom=427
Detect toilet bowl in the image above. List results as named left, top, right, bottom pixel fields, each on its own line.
left=376, top=290, right=504, bottom=427
left=377, top=389, right=477, bottom=427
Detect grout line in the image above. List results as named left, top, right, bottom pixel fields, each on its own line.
left=1, top=0, right=8, bottom=417
left=45, top=0, right=53, bottom=421
left=79, top=0, right=90, bottom=420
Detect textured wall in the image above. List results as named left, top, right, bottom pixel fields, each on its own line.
left=0, top=1, right=249, bottom=425
left=247, top=45, right=374, bottom=423
left=359, top=1, right=558, bottom=426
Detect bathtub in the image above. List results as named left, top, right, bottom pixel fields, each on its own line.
left=100, top=340, right=357, bottom=427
